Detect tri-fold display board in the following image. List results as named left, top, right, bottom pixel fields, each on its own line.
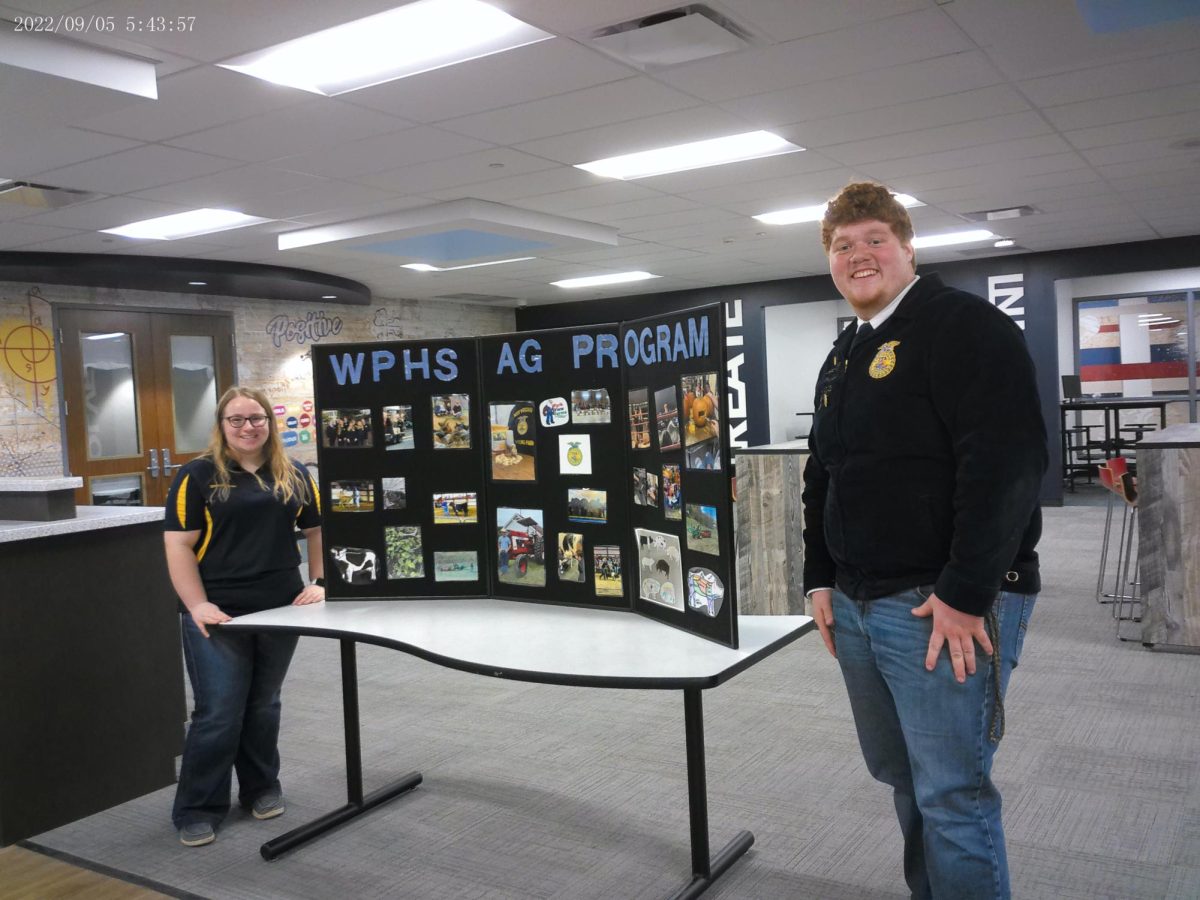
left=312, top=304, right=739, bottom=647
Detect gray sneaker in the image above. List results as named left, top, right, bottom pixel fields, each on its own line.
left=179, top=822, right=215, bottom=847
left=251, top=790, right=285, bottom=820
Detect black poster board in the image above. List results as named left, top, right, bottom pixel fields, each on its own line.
left=313, top=337, right=487, bottom=597
left=478, top=325, right=629, bottom=609
left=308, top=306, right=737, bottom=647
left=622, top=306, right=738, bottom=647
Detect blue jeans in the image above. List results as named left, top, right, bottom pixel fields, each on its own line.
left=831, top=588, right=1035, bottom=900
left=172, top=615, right=298, bottom=829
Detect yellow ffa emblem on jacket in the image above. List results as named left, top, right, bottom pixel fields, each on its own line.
left=869, top=341, right=901, bottom=379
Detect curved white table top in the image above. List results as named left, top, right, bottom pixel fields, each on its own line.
left=224, top=598, right=813, bottom=690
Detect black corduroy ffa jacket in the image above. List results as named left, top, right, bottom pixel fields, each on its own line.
left=801, top=274, right=1047, bottom=616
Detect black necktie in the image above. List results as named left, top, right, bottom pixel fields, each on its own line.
left=851, top=322, right=874, bottom=349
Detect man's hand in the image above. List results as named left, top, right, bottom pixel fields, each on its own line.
left=190, top=601, right=231, bottom=638
left=911, top=592, right=993, bottom=683
left=810, top=589, right=836, bottom=658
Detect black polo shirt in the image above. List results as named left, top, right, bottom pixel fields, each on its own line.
left=165, top=456, right=321, bottom=616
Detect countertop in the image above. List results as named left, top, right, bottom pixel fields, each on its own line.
left=0, top=505, right=163, bottom=544
left=0, top=476, right=83, bottom=492
left=1136, top=423, right=1200, bottom=449
left=734, top=439, right=809, bottom=456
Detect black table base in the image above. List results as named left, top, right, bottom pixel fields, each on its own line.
left=262, top=641, right=752, bottom=898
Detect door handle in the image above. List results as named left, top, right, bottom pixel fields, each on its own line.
left=162, top=448, right=181, bottom=475
left=147, top=448, right=159, bottom=477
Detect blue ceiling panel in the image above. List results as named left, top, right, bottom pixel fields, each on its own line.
left=354, top=228, right=554, bottom=263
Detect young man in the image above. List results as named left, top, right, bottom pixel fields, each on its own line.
left=802, top=183, right=1046, bottom=899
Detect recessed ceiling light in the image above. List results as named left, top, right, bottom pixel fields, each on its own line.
left=217, top=0, right=552, bottom=96
left=753, top=193, right=924, bottom=226
left=551, top=271, right=660, bottom=289
left=911, top=229, right=994, bottom=249
left=576, top=131, right=803, bottom=180
left=402, top=257, right=535, bottom=272
left=993, top=239, right=1015, bottom=248
left=188, top=281, right=207, bottom=286
left=101, top=209, right=272, bottom=240
left=322, top=294, right=337, bottom=299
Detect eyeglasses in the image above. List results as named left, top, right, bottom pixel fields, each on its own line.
left=223, top=414, right=270, bottom=428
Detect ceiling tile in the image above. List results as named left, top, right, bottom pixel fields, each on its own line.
left=31, top=144, right=239, bottom=194
left=277, top=127, right=494, bottom=179
left=343, top=38, right=634, bottom=124
left=654, top=8, right=973, bottom=102
left=166, top=99, right=411, bottom=162
left=0, top=127, right=141, bottom=180
left=438, top=77, right=700, bottom=146
left=72, top=65, right=308, bottom=142
left=358, top=148, right=561, bottom=194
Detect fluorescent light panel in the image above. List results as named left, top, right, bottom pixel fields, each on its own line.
left=911, top=229, right=994, bottom=249
left=576, top=131, right=802, bottom=180
left=754, top=193, right=924, bottom=226
left=403, top=257, right=535, bottom=272
left=101, top=209, right=271, bottom=240
left=551, top=271, right=660, bottom=289
left=218, top=0, right=552, bottom=96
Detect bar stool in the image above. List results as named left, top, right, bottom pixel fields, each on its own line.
left=1094, top=458, right=1141, bottom=640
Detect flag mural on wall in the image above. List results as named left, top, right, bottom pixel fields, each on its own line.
left=1077, top=293, right=1193, bottom=396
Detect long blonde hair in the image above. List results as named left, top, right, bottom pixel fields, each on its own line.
left=205, top=386, right=310, bottom=504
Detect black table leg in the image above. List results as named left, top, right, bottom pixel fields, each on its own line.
left=666, top=688, right=754, bottom=900
left=261, top=639, right=422, bottom=860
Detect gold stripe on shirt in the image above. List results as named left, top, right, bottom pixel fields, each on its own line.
left=176, top=474, right=190, bottom=527
left=196, top=508, right=213, bottom=562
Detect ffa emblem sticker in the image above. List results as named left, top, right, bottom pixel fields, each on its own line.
left=566, top=442, right=583, bottom=467
left=868, top=341, right=900, bottom=379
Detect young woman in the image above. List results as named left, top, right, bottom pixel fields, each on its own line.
left=164, top=387, right=324, bottom=847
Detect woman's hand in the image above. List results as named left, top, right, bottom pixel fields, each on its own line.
left=190, top=602, right=231, bottom=638
left=293, top=583, right=326, bottom=606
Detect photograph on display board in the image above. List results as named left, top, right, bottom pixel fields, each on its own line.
left=496, top=508, right=545, bottom=586
left=432, top=491, right=477, bottom=524
left=331, top=545, right=378, bottom=585
left=382, top=477, right=407, bottom=510
left=628, top=387, right=651, bottom=449
left=682, top=372, right=722, bottom=470
left=490, top=401, right=537, bottom=481
left=558, top=434, right=592, bottom=476
left=685, top=504, right=720, bottom=555
left=382, top=404, right=414, bottom=451
left=687, top=567, right=725, bottom=618
left=322, top=408, right=373, bottom=449
left=594, top=545, right=623, bottom=597
left=571, top=388, right=611, bottom=424
left=384, top=526, right=425, bottom=579
left=556, top=532, right=585, bottom=582
left=434, top=550, right=478, bottom=582
left=654, top=386, right=681, bottom=452
left=432, top=394, right=471, bottom=449
left=330, top=479, right=375, bottom=512
left=631, top=467, right=658, bottom=507
left=540, top=396, right=569, bottom=428
left=662, top=465, right=682, bottom=519
left=635, top=528, right=684, bottom=612
left=567, top=488, right=607, bottom=525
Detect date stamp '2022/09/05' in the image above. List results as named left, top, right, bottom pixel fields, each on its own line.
left=11, top=14, right=197, bottom=34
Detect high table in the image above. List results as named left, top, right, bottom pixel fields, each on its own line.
left=223, top=599, right=813, bottom=899
left=1134, top=424, right=1200, bottom=651
left=1060, top=397, right=1169, bottom=487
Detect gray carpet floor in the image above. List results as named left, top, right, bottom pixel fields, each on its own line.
left=23, top=504, right=1200, bottom=899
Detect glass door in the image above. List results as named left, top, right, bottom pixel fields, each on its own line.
left=59, top=308, right=235, bottom=507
